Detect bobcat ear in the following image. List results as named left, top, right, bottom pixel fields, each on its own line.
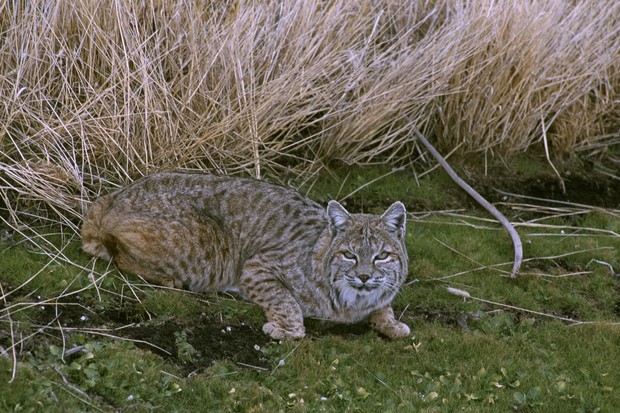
left=327, top=200, right=350, bottom=234
left=381, top=201, right=406, bottom=238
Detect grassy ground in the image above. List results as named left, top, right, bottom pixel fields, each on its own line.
left=1, top=162, right=619, bottom=412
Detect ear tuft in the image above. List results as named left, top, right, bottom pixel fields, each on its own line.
left=327, top=200, right=350, bottom=234
left=381, top=201, right=406, bottom=237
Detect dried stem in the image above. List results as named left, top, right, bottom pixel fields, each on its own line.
left=408, top=123, right=523, bottom=277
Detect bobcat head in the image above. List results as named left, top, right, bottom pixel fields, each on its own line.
left=325, top=201, right=408, bottom=310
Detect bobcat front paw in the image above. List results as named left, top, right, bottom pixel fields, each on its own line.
left=160, top=276, right=183, bottom=289
left=369, top=307, right=411, bottom=339
left=373, top=321, right=411, bottom=339
left=262, top=322, right=305, bottom=340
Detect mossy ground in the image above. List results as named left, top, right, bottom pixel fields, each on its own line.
left=1, top=161, right=619, bottom=412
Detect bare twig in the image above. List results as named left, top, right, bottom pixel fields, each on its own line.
left=50, top=327, right=173, bottom=356
left=53, top=367, right=107, bottom=412
left=540, top=114, right=566, bottom=193
left=446, top=287, right=620, bottom=326
left=236, top=362, right=269, bottom=371
left=587, top=259, right=618, bottom=276
left=424, top=246, right=613, bottom=281
left=495, top=190, right=620, bottom=216
left=270, top=341, right=302, bottom=376
left=408, top=123, right=523, bottom=277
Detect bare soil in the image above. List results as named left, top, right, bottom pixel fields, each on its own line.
left=121, top=316, right=272, bottom=375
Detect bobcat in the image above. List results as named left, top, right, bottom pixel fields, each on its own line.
left=81, top=172, right=410, bottom=340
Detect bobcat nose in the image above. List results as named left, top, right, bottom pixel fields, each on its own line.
left=358, top=274, right=371, bottom=284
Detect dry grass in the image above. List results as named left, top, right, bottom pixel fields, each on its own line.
left=1, top=0, right=619, bottom=233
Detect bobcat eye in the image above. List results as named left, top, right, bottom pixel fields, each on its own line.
left=374, top=251, right=390, bottom=261
left=342, top=251, right=357, bottom=260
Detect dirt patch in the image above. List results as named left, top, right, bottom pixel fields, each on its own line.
left=13, top=293, right=462, bottom=374
left=5, top=292, right=273, bottom=374
left=516, top=175, right=620, bottom=208
left=304, top=318, right=372, bottom=338
left=467, top=158, right=620, bottom=210
left=122, top=315, right=272, bottom=375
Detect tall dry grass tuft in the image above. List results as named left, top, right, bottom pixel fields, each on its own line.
left=0, top=0, right=619, bottom=236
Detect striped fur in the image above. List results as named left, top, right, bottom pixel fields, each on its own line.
left=82, top=172, right=410, bottom=339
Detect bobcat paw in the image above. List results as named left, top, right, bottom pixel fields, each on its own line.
left=373, top=321, right=411, bottom=339
left=161, top=276, right=183, bottom=289
left=369, top=307, right=411, bottom=339
left=262, top=322, right=305, bottom=340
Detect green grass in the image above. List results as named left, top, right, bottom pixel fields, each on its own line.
left=1, top=165, right=619, bottom=412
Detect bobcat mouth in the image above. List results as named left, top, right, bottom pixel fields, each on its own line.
left=353, top=284, right=376, bottom=292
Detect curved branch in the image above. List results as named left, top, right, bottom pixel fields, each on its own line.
left=409, top=123, right=522, bottom=277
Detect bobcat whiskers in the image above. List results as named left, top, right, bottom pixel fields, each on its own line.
left=346, top=274, right=384, bottom=291
left=335, top=280, right=386, bottom=309
left=332, top=273, right=392, bottom=311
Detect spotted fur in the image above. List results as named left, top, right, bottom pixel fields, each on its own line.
left=82, top=172, right=410, bottom=339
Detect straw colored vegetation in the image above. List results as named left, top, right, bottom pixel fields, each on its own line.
left=0, top=0, right=619, bottom=233
left=1, top=0, right=619, bottom=411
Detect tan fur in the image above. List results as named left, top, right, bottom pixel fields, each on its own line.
left=82, top=172, right=410, bottom=339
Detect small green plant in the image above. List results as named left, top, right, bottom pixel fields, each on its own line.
left=513, top=387, right=543, bottom=409
left=174, top=330, right=200, bottom=364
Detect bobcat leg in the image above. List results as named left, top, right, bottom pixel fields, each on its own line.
left=239, top=262, right=305, bottom=340
left=369, top=306, right=410, bottom=339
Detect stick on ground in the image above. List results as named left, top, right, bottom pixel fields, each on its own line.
left=407, top=121, right=523, bottom=277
